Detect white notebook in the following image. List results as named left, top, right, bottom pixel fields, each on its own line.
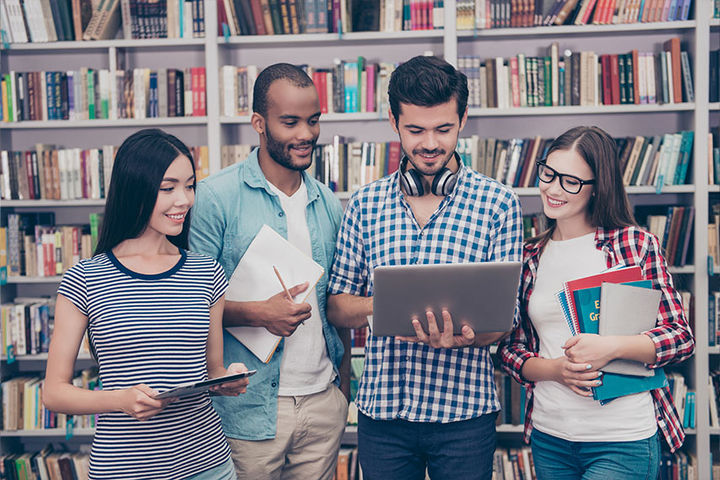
left=224, top=224, right=325, bottom=363
left=598, top=282, right=662, bottom=377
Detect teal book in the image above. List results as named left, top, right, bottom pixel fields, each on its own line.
left=572, top=280, right=668, bottom=404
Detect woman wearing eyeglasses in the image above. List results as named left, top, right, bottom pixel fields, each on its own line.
left=498, top=126, right=694, bottom=480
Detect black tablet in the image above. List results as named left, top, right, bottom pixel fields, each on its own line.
left=154, top=370, right=257, bottom=399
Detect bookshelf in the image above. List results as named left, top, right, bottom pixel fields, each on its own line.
left=1, top=1, right=717, bottom=477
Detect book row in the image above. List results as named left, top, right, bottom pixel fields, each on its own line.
left=2, top=368, right=98, bottom=431
left=460, top=130, right=693, bottom=189
left=0, top=448, right=90, bottom=480
left=223, top=140, right=401, bottom=194
left=457, top=0, right=692, bottom=29
left=220, top=0, right=444, bottom=36
left=220, top=60, right=394, bottom=116
left=2, top=298, right=54, bottom=356
left=667, top=371, right=695, bottom=430
left=0, top=144, right=210, bottom=201
left=458, top=38, right=693, bottom=110
left=221, top=130, right=693, bottom=198
left=2, top=212, right=102, bottom=279
left=121, top=0, right=207, bottom=39
left=0, top=0, right=206, bottom=44
left=635, top=205, right=695, bottom=267
left=0, top=67, right=208, bottom=123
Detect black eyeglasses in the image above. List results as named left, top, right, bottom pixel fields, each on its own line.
left=536, top=161, right=595, bottom=195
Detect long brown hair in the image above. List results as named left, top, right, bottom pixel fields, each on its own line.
left=531, top=126, right=636, bottom=245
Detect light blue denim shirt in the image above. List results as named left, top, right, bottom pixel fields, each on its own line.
left=189, top=148, right=344, bottom=440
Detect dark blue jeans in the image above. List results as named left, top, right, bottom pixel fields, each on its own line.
left=358, top=411, right=498, bottom=480
left=531, top=428, right=660, bottom=480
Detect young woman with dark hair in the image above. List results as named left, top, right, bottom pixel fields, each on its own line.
left=43, top=129, right=249, bottom=480
left=499, top=126, right=695, bottom=479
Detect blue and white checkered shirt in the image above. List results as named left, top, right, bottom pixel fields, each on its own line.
left=328, top=165, right=523, bottom=423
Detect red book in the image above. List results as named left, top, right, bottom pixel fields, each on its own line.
left=198, top=67, right=206, bottom=116
left=631, top=49, right=640, bottom=105
left=312, top=72, right=325, bottom=113
left=190, top=68, right=199, bottom=116
left=387, top=142, right=401, bottom=174
left=610, top=54, right=621, bottom=105
left=663, top=37, right=682, bottom=104
left=366, top=64, right=376, bottom=113
left=601, top=0, right=615, bottom=23
left=319, top=72, right=328, bottom=114
left=564, top=266, right=643, bottom=334
left=249, top=0, right=267, bottom=35
left=217, top=0, right=228, bottom=33
left=510, top=57, right=520, bottom=107
left=600, top=54, right=612, bottom=104
left=80, top=150, right=88, bottom=199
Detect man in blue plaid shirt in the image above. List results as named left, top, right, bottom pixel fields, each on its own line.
left=327, top=56, right=523, bottom=480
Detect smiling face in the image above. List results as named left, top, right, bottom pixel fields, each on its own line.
left=390, top=99, right=467, bottom=177
left=146, top=154, right=195, bottom=239
left=260, top=79, right=321, bottom=171
left=539, top=148, right=595, bottom=233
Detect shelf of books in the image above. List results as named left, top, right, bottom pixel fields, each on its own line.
left=3, top=38, right=207, bottom=51
left=219, top=30, right=445, bottom=45
left=456, top=21, right=697, bottom=38
left=1, top=0, right=717, bottom=477
left=0, top=118, right=210, bottom=129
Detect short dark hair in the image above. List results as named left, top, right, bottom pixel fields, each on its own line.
left=252, top=63, right=314, bottom=116
left=95, top=129, right=195, bottom=255
left=534, top=126, right=636, bottom=243
left=388, top=55, right=468, bottom=122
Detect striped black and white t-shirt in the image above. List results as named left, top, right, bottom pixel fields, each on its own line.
left=57, top=249, right=231, bottom=480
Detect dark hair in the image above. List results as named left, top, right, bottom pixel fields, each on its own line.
left=388, top=55, right=468, bottom=122
left=94, top=129, right=195, bottom=255
left=252, top=63, right=314, bottom=116
left=533, top=126, right=636, bottom=244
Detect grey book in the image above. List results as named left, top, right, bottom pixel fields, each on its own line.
left=599, top=282, right=662, bottom=377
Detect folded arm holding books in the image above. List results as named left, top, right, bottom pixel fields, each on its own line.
left=519, top=332, right=658, bottom=398
left=563, top=333, right=658, bottom=369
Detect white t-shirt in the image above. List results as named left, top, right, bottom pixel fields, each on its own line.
left=267, top=180, right=335, bottom=396
left=528, top=232, right=657, bottom=442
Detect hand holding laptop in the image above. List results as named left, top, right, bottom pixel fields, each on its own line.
left=398, top=309, right=510, bottom=349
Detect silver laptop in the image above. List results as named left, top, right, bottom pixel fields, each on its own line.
left=372, top=262, right=522, bottom=337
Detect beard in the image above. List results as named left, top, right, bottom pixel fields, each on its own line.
left=266, top=126, right=316, bottom=172
left=403, top=146, right=455, bottom=176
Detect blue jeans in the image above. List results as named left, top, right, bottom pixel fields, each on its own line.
left=358, top=411, right=498, bottom=480
left=184, top=457, right=237, bottom=480
left=530, top=428, right=660, bottom=480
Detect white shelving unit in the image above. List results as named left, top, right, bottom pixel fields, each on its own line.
left=1, top=2, right=717, bottom=476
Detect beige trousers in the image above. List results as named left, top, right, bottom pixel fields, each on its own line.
left=227, top=384, right=349, bottom=480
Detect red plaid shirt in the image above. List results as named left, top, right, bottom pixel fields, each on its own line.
left=498, top=226, right=695, bottom=452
